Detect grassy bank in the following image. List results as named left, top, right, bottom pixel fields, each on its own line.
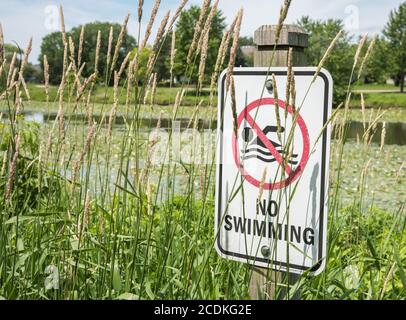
left=353, top=83, right=401, bottom=91
left=351, top=83, right=406, bottom=109
left=16, top=82, right=406, bottom=111
left=351, top=92, right=406, bottom=109
left=26, top=83, right=212, bottom=107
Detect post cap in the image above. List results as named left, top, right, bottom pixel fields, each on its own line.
left=254, top=25, right=308, bottom=48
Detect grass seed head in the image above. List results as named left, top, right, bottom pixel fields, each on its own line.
left=76, top=73, right=96, bottom=103
left=107, top=26, right=114, bottom=70
left=151, top=72, right=157, bottom=105
left=146, top=52, right=157, bottom=80
left=0, top=23, right=4, bottom=65
left=138, top=0, right=144, bottom=23
left=78, top=26, right=85, bottom=67
left=143, top=72, right=154, bottom=105
left=380, top=121, right=386, bottom=151
left=173, top=89, right=185, bottom=120
left=272, top=73, right=282, bottom=141
left=43, top=55, right=50, bottom=103
left=19, top=73, right=30, bottom=101
left=187, top=0, right=211, bottom=64
left=112, top=13, right=130, bottom=71
left=152, top=10, right=170, bottom=53
left=230, top=76, right=238, bottom=138
left=117, top=51, right=131, bottom=80
left=225, top=8, right=244, bottom=92
left=170, top=30, right=177, bottom=86
left=168, top=0, right=189, bottom=32
left=275, top=0, right=292, bottom=43
left=361, top=93, right=366, bottom=131
left=198, top=28, right=210, bottom=91
left=7, top=52, right=17, bottom=87
left=285, top=47, right=293, bottom=118
left=20, top=37, right=32, bottom=76
left=1, top=150, right=7, bottom=177
left=60, top=5, right=67, bottom=45
left=5, top=134, right=21, bottom=203
left=0, top=60, right=5, bottom=78
left=95, top=30, right=101, bottom=77
left=358, top=34, right=377, bottom=80
left=15, top=85, right=23, bottom=115
left=187, top=100, right=204, bottom=129
left=68, top=36, right=77, bottom=72
left=141, top=0, right=161, bottom=51
left=313, top=30, right=343, bottom=83
left=197, top=0, right=219, bottom=55
left=209, top=29, right=231, bottom=104
left=290, top=70, right=296, bottom=114
left=353, top=33, right=368, bottom=70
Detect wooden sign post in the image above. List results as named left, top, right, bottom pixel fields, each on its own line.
left=249, top=24, right=309, bottom=300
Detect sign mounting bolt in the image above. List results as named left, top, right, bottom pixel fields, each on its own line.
left=261, top=245, right=271, bottom=257
left=265, top=79, right=274, bottom=94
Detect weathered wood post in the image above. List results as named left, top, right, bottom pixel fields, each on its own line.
left=249, top=24, right=309, bottom=300
left=253, top=24, right=308, bottom=68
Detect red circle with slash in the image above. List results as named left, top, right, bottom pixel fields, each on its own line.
left=232, top=98, right=310, bottom=190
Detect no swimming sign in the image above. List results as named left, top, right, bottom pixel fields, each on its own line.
left=215, top=67, right=333, bottom=275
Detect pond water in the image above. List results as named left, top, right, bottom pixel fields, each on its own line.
left=11, top=111, right=406, bottom=146
left=1, top=111, right=405, bottom=212
left=343, top=121, right=406, bottom=146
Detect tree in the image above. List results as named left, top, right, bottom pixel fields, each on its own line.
left=39, top=33, right=64, bottom=85
left=174, top=5, right=226, bottom=83
left=235, top=36, right=254, bottom=67
left=154, top=35, right=172, bottom=83
left=130, top=46, right=153, bottom=83
left=39, top=22, right=137, bottom=85
left=363, top=37, right=394, bottom=84
left=383, top=2, right=406, bottom=92
left=298, top=16, right=354, bottom=105
left=4, top=43, right=20, bottom=64
left=0, top=44, right=41, bottom=85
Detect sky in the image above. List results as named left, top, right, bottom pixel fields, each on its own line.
left=0, top=0, right=404, bottom=64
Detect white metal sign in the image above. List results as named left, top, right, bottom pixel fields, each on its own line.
left=215, top=67, right=333, bottom=275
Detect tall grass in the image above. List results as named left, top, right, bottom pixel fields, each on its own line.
left=0, top=1, right=405, bottom=300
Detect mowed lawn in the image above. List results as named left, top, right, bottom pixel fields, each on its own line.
left=26, top=83, right=213, bottom=107
left=353, top=83, right=401, bottom=91
left=351, top=92, right=406, bottom=109
left=0, top=83, right=217, bottom=120
left=351, top=83, right=406, bottom=109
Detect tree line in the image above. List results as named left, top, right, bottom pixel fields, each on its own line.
left=3, top=3, right=406, bottom=103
